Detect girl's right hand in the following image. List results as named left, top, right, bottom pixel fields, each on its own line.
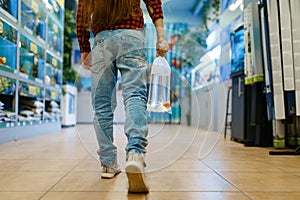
left=81, top=52, right=92, bottom=70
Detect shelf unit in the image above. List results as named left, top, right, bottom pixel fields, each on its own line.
left=0, top=0, right=64, bottom=143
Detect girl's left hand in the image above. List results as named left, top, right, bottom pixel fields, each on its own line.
left=81, top=52, right=92, bottom=70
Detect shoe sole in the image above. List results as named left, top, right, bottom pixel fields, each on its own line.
left=125, top=162, right=149, bottom=193
left=101, top=170, right=121, bottom=179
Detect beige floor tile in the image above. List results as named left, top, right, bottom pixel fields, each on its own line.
left=0, top=172, right=65, bottom=191
left=72, top=159, right=100, bottom=172
left=204, top=160, right=282, bottom=172
left=148, top=171, right=238, bottom=192
left=201, top=144, right=270, bottom=162
left=159, top=157, right=213, bottom=172
left=260, top=158, right=300, bottom=173
left=1, top=124, right=300, bottom=197
left=25, top=144, right=88, bottom=160
left=147, top=192, right=249, bottom=200
left=52, top=171, right=127, bottom=192
left=293, top=172, right=300, bottom=177
left=220, top=172, right=300, bottom=192
left=0, top=192, right=43, bottom=200
left=247, top=192, right=300, bottom=200
left=0, top=160, right=18, bottom=171
left=0, top=159, right=80, bottom=172
left=41, top=192, right=145, bottom=200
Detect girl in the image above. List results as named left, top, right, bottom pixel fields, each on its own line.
left=76, top=0, right=169, bottom=193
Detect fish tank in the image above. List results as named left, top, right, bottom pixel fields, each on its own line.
left=45, top=89, right=61, bottom=102
left=45, top=53, right=62, bottom=85
left=0, top=19, right=17, bottom=72
left=19, top=81, right=44, bottom=99
left=20, top=34, right=45, bottom=80
left=47, top=0, right=64, bottom=24
left=0, top=0, right=18, bottom=19
left=47, top=16, right=63, bottom=55
left=0, top=76, right=16, bottom=95
left=21, top=0, right=46, bottom=40
left=230, top=25, right=245, bottom=75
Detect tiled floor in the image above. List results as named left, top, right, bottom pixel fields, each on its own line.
left=0, top=124, right=300, bottom=200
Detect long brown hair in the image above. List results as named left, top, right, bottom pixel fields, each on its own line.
left=79, top=0, right=139, bottom=28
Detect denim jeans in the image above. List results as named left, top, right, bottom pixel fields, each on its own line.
left=91, top=29, right=148, bottom=167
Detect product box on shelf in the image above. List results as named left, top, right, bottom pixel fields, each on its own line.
left=0, top=19, right=17, bottom=73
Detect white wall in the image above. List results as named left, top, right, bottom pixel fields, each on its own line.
left=181, top=80, right=231, bottom=133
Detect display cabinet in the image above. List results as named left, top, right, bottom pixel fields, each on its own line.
left=0, top=0, right=64, bottom=143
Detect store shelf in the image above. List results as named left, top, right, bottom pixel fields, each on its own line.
left=0, top=7, right=17, bottom=23
left=0, top=121, right=61, bottom=144
left=0, top=0, right=64, bottom=143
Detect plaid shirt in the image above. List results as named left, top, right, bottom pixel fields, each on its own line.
left=76, top=0, right=164, bottom=53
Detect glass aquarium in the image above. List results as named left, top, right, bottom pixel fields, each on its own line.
left=47, top=16, right=63, bottom=54
left=19, top=81, right=44, bottom=99
left=46, top=0, right=64, bottom=24
left=230, top=25, right=245, bottom=75
left=45, top=88, right=60, bottom=102
left=45, top=53, right=62, bottom=85
left=20, top=34, right=45, bottom=80
left=0, top=0, right=18, bottom=19
left=0, top=19, right=17, bottom=72
left=21, top=0, right=46, bottom=40
left=0, top=76, right=16, bottom=95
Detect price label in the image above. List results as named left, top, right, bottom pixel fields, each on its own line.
left=32, top=0, right=38, bottom=13
left=57, top=0, right=64, bottom=9
left=29, top=85, right=37, bottom=96
left=52, top=58, right=57, bottom=67
left=0, top=21, right=3, bottom=34
left=51, top=91, right=57, bottom=99
left=30, top=43, right=37, bottom=54
left=53, top=24, right=58, bottom=33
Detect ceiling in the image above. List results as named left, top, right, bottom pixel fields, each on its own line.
left=143, top=0, right=205, bottom=26
left=161, top=0, right=204, bottom=26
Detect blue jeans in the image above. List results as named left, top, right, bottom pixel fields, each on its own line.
left=91, top=29, right=148, bottom=167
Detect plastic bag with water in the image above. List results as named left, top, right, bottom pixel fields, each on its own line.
left=147, top=56, right=172, bottom=114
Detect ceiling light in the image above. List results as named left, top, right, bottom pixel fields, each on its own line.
left=229, top=0, right=243, bottom=11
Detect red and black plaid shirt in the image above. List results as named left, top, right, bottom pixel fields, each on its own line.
left=76, top=0, right=164, bottom=53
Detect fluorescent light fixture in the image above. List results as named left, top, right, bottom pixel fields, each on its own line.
left=206, top=31, right=216, bottom=48
left=239, top=3, right=244, bottom=11
left=208, top=45, right=221, bottom=60
left=229, top=0, right=243, bottom=11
